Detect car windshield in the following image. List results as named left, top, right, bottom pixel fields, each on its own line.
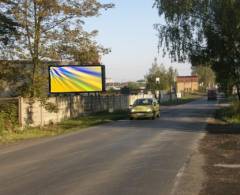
left=133, top=99, right=153, bottom=106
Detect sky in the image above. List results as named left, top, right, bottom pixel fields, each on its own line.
left=84, top=0, right=191, bottom=82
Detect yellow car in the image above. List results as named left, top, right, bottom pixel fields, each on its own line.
left=129, top=98, right=160, bottom=120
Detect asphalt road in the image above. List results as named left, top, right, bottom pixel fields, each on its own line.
left=0, top=99, right=218, bottom=195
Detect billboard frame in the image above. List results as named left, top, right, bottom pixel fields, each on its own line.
left=48, top=64, right=106, bottom=94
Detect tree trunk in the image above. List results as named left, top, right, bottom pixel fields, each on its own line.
left=31, top=2, right=42, bottom=97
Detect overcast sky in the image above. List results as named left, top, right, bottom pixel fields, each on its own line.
left=84, top=0, right=191, bottom=82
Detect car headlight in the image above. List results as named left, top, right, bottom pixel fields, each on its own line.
left=146, top=108, right=152, bottom=112
left=131, top=109, right=136, bottom=113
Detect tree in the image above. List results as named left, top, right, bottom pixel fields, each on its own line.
left=0, top=0, right=113, bottom=97
left=145, top=58, right=178, bottom=96
left=154, top=0, right=240, bottom=100
left=127, top=82, right=141, bottom=91
left=192, top=66, right=216, bottom=91
left=44, top=28, right=110, bottom=65
left=0, top=60, right=31, bottom=97
left=0, top=4, right=19, bottom=47
left=167, top=66, right=178, bottom=92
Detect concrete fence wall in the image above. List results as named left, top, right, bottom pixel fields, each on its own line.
left=160, top=92, right=177, bottom=103
left=18, top=93, right=176, bottom=127
left=19, top=95, right=131, bottom=127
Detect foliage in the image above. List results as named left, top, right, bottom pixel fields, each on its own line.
left=106, top=87, right=118, bottom=94
left=0, top=101, right=18, bottom=134
left=231, top=101, right=240, bottom=117
left=45, top=29, right=110, bottom=65
left=0, top=61, right=31, bottom=97
left=145, top=58, right=178, bottom=95
left=120, top=86, right=130, bottom=95
left=119, top=82, right=145, bottom=95
left=192, top=65, right=216, bottom=91
left=43, top=102, right=58, bottom=113
left=127, top=82, right=142, bottom=90
left=154, top=0, right=240, bottom=100
left=39, top=98, right=59, bottom=113
left=0, top=0, right=113, bottom=98
left=217, top=100, right=240, bottom=124
left=0, top=6, right=19, bottom=47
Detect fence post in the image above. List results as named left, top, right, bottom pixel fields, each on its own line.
left=18, top=97, right=23, bottom=128
left=90, top=95, right=93, bottom=113
left=70, top=95, right=74, bottom=118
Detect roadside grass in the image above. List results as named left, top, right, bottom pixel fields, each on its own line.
left=216, top=100, right=240, bottom=124
left=160, top=92, right=203, bottom=106
left=0, top=111, right=128, bottom=144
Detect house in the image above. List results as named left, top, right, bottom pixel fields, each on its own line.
left=176, top=76, right=199, bottom=93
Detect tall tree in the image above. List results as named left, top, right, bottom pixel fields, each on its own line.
left=154, top=0, right=240, bottom=100
left=0, top=0, right=113, bottom=97
left=192, top=65, right=216, bottom=91
left=145, top=58, right=178, bottom=96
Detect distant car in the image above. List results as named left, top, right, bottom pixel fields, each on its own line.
left=218, top=92, right=225, bottom=99
left=129, top=98, right=160, bottom=120
left=207, top=89, right=217, bottom=100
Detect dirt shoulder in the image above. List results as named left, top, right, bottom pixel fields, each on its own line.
left=199, top=118, right=240, bottom=195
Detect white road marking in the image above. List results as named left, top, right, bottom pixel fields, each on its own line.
left=214, top=164, right=240, bottom=168
left=170, top=161, right=188, bottom=195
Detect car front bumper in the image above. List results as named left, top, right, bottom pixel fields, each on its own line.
left=129, top=112, right=154, bottom=119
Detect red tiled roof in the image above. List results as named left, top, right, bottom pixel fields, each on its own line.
left=177, top=76, right=198, bottom=82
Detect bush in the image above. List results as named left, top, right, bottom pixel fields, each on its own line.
left=218, top=100, right=240, bottom=124
left=44, top=102, right=59, bottom=113
left=231, top=101, right=240, bottom=114
left=230, top=101, right=240, bottom=122
left=0, top=101, right=18, bottom=134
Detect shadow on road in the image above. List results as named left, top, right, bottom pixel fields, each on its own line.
left=105, top=100, right=218, bottom=134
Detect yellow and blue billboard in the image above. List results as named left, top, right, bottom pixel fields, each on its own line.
left=49, top=65, right=105, bottom=93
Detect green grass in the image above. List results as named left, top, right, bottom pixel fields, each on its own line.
left=216, top=100, right=240, bottom=124
left=0, top=111, right=128, bottom=144
left=161, top=92, right=203, bottom=106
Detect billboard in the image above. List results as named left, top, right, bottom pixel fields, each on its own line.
left=49, top=65, right=105, bottom=93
